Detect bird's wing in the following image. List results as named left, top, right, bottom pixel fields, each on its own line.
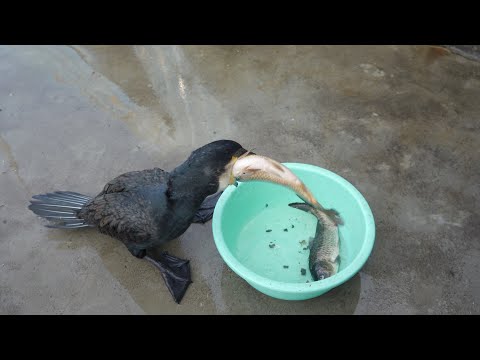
left=99, top=168, right=169, bottom=195
left=79, top=190, right=162, bottom=247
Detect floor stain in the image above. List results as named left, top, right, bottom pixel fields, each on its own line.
left=0, top=134, right=30, bottom=194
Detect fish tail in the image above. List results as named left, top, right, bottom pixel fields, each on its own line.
left=323, top=209, right=344, bottom=226
left=28, top=191, right=94, bottom=229
left=309, top=200, right=344, bottom=226
left=289, top=202, right=344, bottom=226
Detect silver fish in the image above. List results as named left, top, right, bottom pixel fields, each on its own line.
left=288, top=202, right=342, bottom=281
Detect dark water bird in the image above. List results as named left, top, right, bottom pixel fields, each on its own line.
left=28, top=140, right=254, bottom=303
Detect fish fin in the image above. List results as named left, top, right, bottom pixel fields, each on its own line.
left=288, top=202, right=314, bottom=213
left=271, top=162, right=286, bottom=173
left=239, top=165, right=262, bottom=175
left=323, top=209, right=344, bottom=226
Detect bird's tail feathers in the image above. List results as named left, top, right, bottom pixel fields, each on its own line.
left=28, top=191, right=93, bottom=229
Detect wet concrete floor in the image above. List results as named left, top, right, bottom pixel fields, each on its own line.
left=0, top=45, right=479, bottom=314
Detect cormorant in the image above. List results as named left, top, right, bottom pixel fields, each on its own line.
left=28, top=140, right=254, bottom=303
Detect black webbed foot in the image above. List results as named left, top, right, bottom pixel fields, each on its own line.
left=192, top=191, right=223, bottom=224
left=145, top=252, right=192, bottom=304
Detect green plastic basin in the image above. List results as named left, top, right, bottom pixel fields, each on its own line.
left=212, top=163, right=375, bottom=300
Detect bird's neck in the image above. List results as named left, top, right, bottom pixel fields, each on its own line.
left=168, top=162, right=218, bottom=206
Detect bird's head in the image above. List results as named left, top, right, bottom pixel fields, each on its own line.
left=176, top=140, right=254, bottom=195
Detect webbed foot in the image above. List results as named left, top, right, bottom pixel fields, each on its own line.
left=145, top=252, right=192, bottom=304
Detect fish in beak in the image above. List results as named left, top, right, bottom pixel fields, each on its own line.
left=231, top=153, right=324, bottom=211
left=227, top=149, right=255, bottom=186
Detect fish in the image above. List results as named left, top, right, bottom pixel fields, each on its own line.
left=288, top=202, right=342, bottom=281
left=231, top=154, right=340, bottom=223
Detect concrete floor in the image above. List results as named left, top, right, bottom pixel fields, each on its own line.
left=0, top=45, right=479, bottom=314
